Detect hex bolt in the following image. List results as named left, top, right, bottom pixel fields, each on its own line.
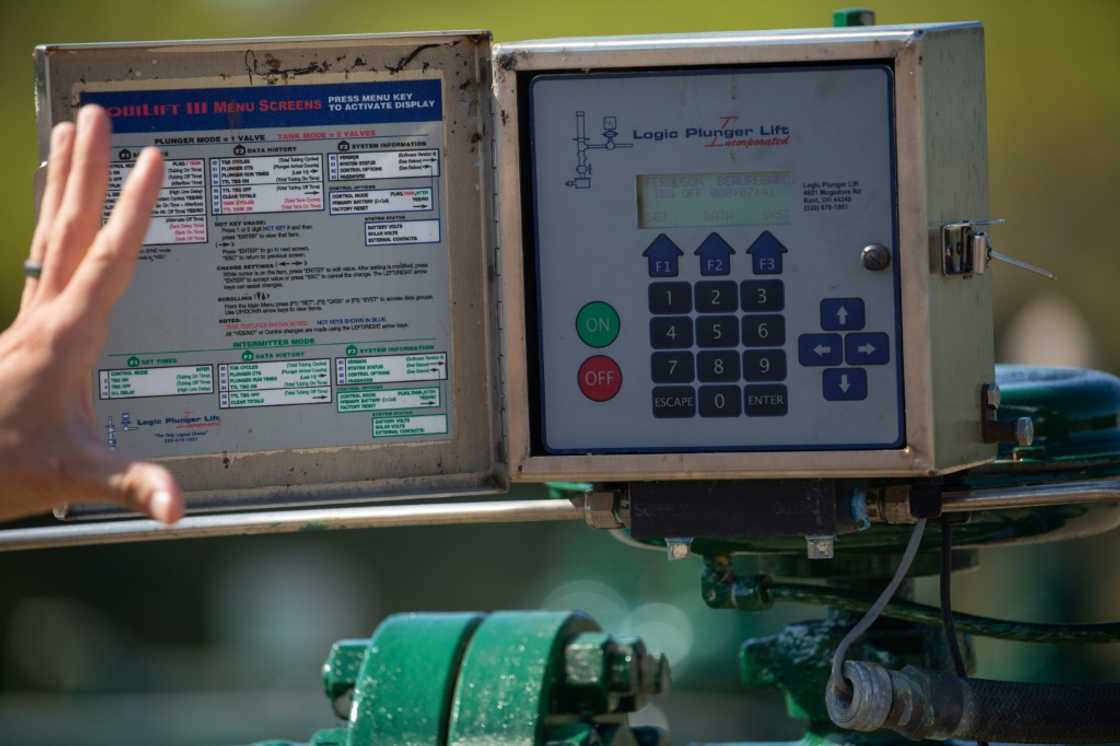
left=861, top=243, right=891, bottom=271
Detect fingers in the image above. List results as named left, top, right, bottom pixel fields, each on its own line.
left=37, top=105, right=112, bottom=300
left=64, top=146, right=163, bottom=318
left=81, top=449, right=185, bottom=525
left=19, top=122, right=75, bottom=314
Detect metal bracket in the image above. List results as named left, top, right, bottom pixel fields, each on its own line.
left=941, top=219, right=1054, bottom=279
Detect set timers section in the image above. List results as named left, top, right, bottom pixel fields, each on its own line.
left=528, top=65, right=903, bottom=453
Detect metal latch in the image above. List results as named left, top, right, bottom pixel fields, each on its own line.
left=940, top=219, right=1054, bottom=279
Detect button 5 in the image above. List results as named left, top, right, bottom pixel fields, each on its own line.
left=697, top=316, right=740, bottom=347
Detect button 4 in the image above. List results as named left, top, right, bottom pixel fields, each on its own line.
left=820, top=298, right=865, bottom=331
left=845, top=332, right=890, bottom=365
left=823, top=368, right=868, bottom=401
left=798, top=333, right=843, bottom=366
left=650, top=317, right=693, bottom=349
left=578, top=355, right=623, bottom=402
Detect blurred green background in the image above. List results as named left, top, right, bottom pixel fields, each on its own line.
left=1, top=1, right=1119, bottom=744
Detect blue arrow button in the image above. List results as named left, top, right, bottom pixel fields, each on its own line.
left=820, top=298, right=865, bottom=331
left=823, top=368, right=868, bottom=401
left=746, top=230, right=788, bottom=275
left=694, top=232, right=735, bottom=276
left=642, top=234, right=684, bottom=277
left=798, top=334, right=843, bottom=366
left=845, top=332, right=890, bottom=365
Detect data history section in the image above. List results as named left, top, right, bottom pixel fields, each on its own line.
left=83, top=78, right=453, bottom=458
left=529, top=66, right=903, bottom=453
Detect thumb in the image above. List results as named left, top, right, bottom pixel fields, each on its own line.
left=80, top=449, right=185, bottom=525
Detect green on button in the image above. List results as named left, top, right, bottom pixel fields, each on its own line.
left=576, top=301, right=620, bottom=348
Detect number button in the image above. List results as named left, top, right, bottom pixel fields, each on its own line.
left=698, top=385, right=742, bottom=417
left=650, top=317, right=693, bottom=349
left=742, top=315, right=785, bottom=347
left=694, top=281, right=738, bottom=313
left=649, top=282, right=692, bottom=314
left=740, top=280, right=784, bottom=312
left=651, top=352, right=694, bottom=383
left=743, top=350, right=787, bottom=381
left=697, top=315, right=740, bottom=348
left=698, top=350, right=740, bottom=382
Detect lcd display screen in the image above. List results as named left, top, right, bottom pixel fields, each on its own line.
left=636, top=171, right=793, bottom=228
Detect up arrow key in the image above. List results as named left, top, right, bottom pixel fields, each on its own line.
left=836, top=306, right=849, bottom=326
left=746, top=230, right=788, bottom=275
left=643, top=234, right=684, bottom=277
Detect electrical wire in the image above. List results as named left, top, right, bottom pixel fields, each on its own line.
left=829, top=518, right=927, bottom=696
left=941, top=521, right=989, bottom=746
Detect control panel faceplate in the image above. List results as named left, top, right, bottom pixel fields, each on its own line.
left=529, top=66, right=902, bottom=453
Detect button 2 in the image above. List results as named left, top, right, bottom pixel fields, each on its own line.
left=694, top=281, right=737, bottom=313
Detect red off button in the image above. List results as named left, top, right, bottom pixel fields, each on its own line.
left=578, top=355, right=623, bottom=402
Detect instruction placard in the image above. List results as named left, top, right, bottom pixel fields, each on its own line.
left=83, top=77, right=453, bottom=457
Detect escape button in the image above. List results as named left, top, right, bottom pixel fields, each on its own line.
left=578, top=355, right=623, bottom=402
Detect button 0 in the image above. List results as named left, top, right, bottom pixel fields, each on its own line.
left=743, top=350, right=786, bottom=381
left=699, top=385, right=742, bottom=417
left=576, top=301, right=620, bottom=348
left=697, top=316, right=740, bottom=347
left=698, top=350, right=740, bottom=382
left=653, top=386, right=696, bottom=418
left=578, top=355, right=623, bottom=402
left=798, top=333, right=843, bottom=366
left=823, top=368, right=868, bottom=401
left=651, top=352, right=694, bottom=383
left=820, top=298, right=865, bottom=331
left=745, top=385, right=788, bottom=416
left=742, top=315, right=785, bottom=347
left=694, top=281, right=738, bottom=313
left=649, top=282, right=692, bottom=314
left=740, top=280, right=784, bottom=311
left=650, top=317, right=693, bottom=349
left=845, top=332, right=890, bottom=365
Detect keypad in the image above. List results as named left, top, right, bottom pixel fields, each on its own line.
left=697, top=316, right=739, bottom=347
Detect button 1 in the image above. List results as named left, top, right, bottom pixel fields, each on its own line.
left=650, top=317, right=693, bottom=349
left=651, top=352, right=694, bottom=383
left=742, top=315, right=785, bottom=347
left=699, top=385, right=742, bottom=417
left=845, top=332, right=890, bottom=365
left=694, top=281, right=738, bottom=313
left=653, top=386, right=696, bottom=418
left=649, top=282, right=692, bottom=314
left=820, top=298, right=866, bottom=331
left=697, top=315, right=740, bottom=347
left=740, top=280, right=784, bottom=311
left=823, top=367, right=868, bottom=401
left=698, top=350, right=740, bottom=382
left=744, top=385, right=788, bottom=416
left=578, top=355, right=623, bottom=402
left=798, top=333, right=843, bottom=366
left=743, top=350, right=787, bottom=381
left=576, top=301, right=620, bottom=348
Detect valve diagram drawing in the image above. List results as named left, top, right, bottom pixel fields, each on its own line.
left=565, top=111, right=633, bottom=189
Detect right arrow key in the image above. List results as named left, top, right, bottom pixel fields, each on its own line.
left=845, top=332, right=890, bottom=365
left=823, top=368, right=868, bottom=401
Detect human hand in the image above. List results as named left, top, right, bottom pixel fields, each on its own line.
left=0, top=105, right=183, bottom=525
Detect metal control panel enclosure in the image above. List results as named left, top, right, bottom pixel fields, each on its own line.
left=34, top=32, right=504, bottom=514
left=495, top=23, right=996, bottom=481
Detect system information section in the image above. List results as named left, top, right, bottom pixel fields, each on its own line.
left=529, top=66, right=902, bottom=453
left=82, top=79, right=453, bottom=457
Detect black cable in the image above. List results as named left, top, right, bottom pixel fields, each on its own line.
left=940, top=521, right=989, bottom=746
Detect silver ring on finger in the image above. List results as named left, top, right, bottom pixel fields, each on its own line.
left=23, top=260, right=43, bottom=279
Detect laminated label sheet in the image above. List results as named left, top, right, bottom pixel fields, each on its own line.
left=81, top=78, right=453, bottom=458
